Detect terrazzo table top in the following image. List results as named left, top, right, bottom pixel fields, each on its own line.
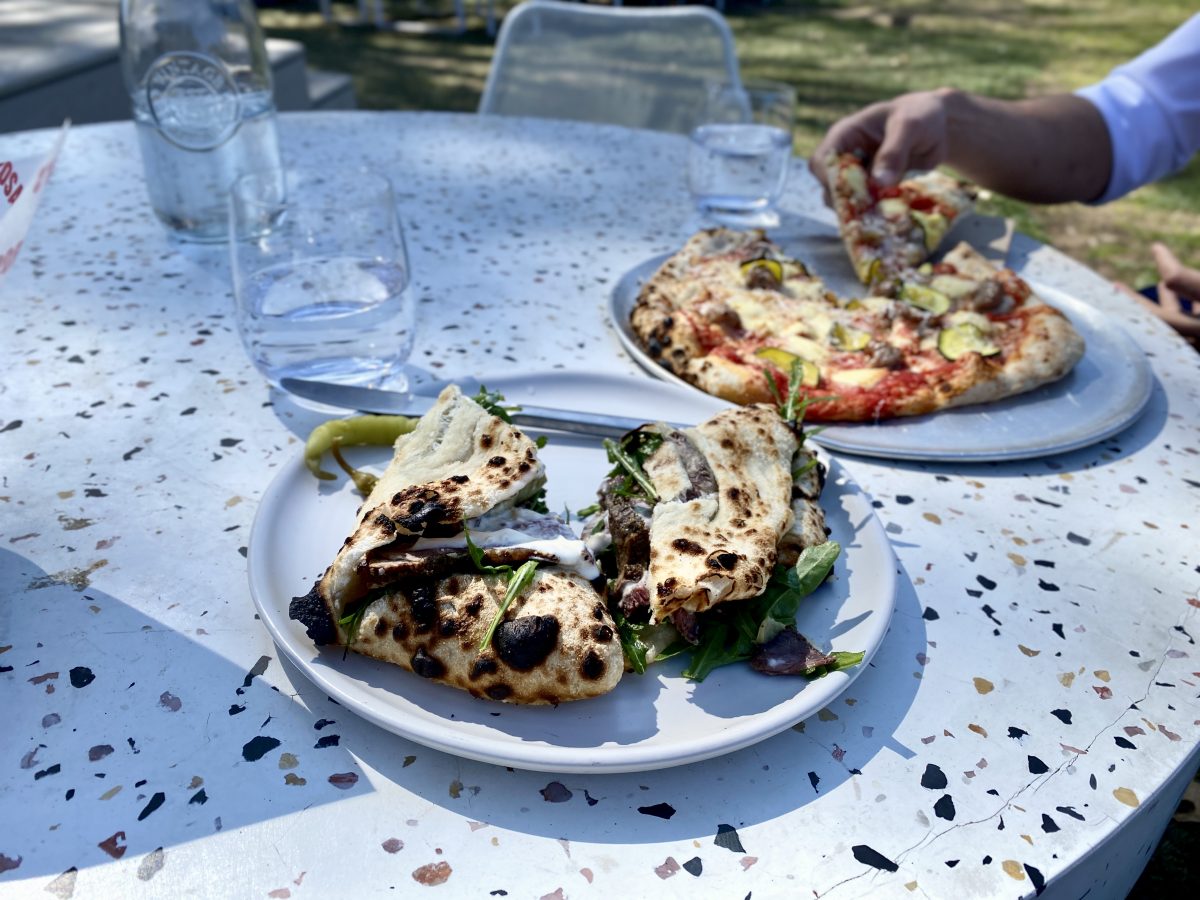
left=3, top=112, right=1199, bottom=899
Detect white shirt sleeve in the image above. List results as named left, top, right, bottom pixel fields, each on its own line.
left=1076, top=13, right=1200, bottom=203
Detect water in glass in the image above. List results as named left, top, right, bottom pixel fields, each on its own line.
left=688, top=123, right=792, bottom=217
left=230, top=167, right=414, bottom=391
left=237, top=255, right=414, bottom=387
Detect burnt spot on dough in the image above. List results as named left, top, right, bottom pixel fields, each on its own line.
left=448, top=474, right=469, bottom=484
left=707, top=551, right=739, bottom=571
left=518, top=461, right=531, bottom=473
left=592, top=603, right=606, bottom=620
left=444, top=577, right=461, bottom=596
left=480, top=434, right=493, bottom=449
left=580, top=651, right=606, bottom=681
left=470, top=658, right=498, bottom=681
left=288, top=582, right=338, bottom=646
left=438, top=618, right=460, bottom=637
left=464, top=597, right=483, bottom=618
left=671, top=538, right=705, bottom=555
left=656, top=577, right=678, bottom=598
left=494, top=616, right=560, bottom=671
left=410, top=648, right=445, bottom=679
left=374, top=514, right=396, bottom=536
left=488, top=456, right=506, bottom=467
left=373, top=619, right=389, bottom=638
left=390, top=486, right=455, bottom=532
left=407, top=580, right=438, bottom=633
left=593, top=624, right=614, bottom=643
left=391, top=622, right=408, bottom=642
left=485, top=683, right=513, bottom=701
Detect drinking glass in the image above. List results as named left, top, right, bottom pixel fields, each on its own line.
left=229, top=167, right=414, bottom=390
left=687, top=80, right=796, bottom=226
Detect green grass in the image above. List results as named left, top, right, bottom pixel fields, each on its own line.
left=262, top=0, right=1200, bottom=285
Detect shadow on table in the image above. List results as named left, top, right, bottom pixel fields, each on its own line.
left=0, top=549, right=370, bottom=885
left=281, top=556, right=928, bottom=845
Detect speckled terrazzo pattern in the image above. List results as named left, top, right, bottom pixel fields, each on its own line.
left=2, top=113, right=1198, bottom=898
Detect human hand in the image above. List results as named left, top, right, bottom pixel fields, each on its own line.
left=809, top=88, right=956, bottom=199
left=1117, top=242, right=1200, bottom=349
left=1146, top=242, right=1200, bottom=345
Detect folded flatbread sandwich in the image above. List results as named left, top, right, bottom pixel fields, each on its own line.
left=588, top=403, right=848, bottom=678
left=290, top=386, right=623, bottom=704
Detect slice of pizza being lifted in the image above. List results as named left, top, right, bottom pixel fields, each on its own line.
left=829, top=152, right=976, bottom=295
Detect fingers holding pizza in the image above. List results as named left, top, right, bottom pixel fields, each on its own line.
left=809, top=89, right=957, bottom=197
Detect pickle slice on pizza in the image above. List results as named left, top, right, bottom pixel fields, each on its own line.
left=829, top=152, right=976, bottom=295
left=290, top=386, right=623, bottom=705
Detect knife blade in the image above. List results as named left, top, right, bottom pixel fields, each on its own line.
left=280, top=377, right=691, bottom=439
left=937, top=213, right=1015, bottom=266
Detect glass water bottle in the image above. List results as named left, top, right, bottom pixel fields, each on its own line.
left=119, top=0, right=284, bottom=242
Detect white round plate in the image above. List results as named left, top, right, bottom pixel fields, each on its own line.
left=610, top=254, right=1153, bottom=462
left=248, top=372, right=896, bottom=774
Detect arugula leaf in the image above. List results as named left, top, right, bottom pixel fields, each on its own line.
left=463, top=526, right=511, bottom=577
left=782, top=358, right=805, bottom=423
left=792, top=457, right=818, bottom=481
left=471, top=386, right=520, bottom=422
left=535, top=435, right=547, bottom=449
left=603, top=436, right=659, bottom=502
left=828, top=650, right=865, bottom=671
left=521, top=486, right=549, bottom=514
left=612, top=608, right=650, bottom=674
left=576, top=502, right=600, bottom=518
left=337, top=601, right=370, bottom=659
left=680, top=623, right=756, bottom=681
left=651, top=639, right=691, bottom=665
left=478, top=560, right=539, bottom=651
left=756, top=541, right=841, bottom=645
left=462, top=526, right=542, bottom=651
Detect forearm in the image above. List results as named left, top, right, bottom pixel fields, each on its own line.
left=941, top=89, right=1113, bottom=204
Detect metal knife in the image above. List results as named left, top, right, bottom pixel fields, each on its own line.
left=280, top=377, right=690, bottom=439
left=938, top=213, right=1015, bottom=266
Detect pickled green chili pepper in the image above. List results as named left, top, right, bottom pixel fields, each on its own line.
left=329, top=442, right=380, bottom=495
left=304, top=415, right=416, bottom=487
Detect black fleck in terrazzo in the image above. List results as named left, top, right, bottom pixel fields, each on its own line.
left=1, top=114, right=1198, bottom=898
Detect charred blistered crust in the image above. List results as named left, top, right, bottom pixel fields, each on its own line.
left=289, top=581, right=338, bottom=646
left=345, top=570, right=623, bottom=705
left=387, top=485, right=459, bottom=533
left=495, top=615, right=560, bottom=671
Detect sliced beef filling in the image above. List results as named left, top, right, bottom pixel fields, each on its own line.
left=661, top=429, right=718, bottom=501
left=600, top=478, right=653, bottom=620
left=365, top=546, right=543, bottom=584
left=670, top=608, right=702, bottom=645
